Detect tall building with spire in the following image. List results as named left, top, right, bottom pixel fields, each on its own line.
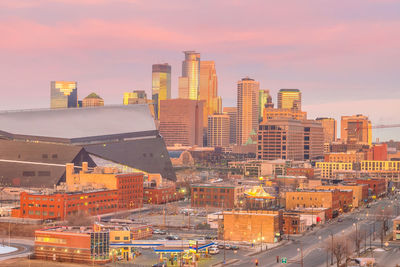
left=50, top=81, right=77, bottom=109
left=236, top=77, right=260, bottom=145
left=152, top=63, right=171, bottom=119
left=199, top=61, right=220, bottom=127
left=278, top=89, right=301, bottom=111
left=179, top=51, right=200, bottom=100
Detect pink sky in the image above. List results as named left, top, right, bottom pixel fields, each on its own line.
left=0, top=0, right=399, bottom=140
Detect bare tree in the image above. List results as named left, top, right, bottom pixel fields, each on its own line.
left=66, top=211, right=94, bottom=226
left=349, top=229, right=362, bottom=256
left=327, top=233, right=354, bottom=267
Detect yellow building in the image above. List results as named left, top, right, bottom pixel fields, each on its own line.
left=324, top=152, right=365, bottom=163
left=278, top=89, right=301, bottom=111
left=262, top=107, right=307, bottom=122
left=315, top=162, right=353, bottom=178
left=179, top=51, right=200, bottom=100
left=199, top=61, right=220, bottom=127
left=152, top=63, right=171, bottom=119
left=110, top=230, right=132, bottom=261
left=50, top=81, right=78, bottom=109
left=223, top=210, right=280, bottom=243
left=361, top=160, right=400, bottom=172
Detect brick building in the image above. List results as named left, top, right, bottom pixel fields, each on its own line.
left=286, top=168, right=316, bottom=179
left=13, top=189, right=118, bottom=220
left=191, top=183, right=245, bottom=209
left=144, top=184, right=181, bottom=204
left=324, top=152, right=366, bottom=163
left=350, top=178, right=387, bottom=198
left=223, top=210, right=281, bottom=243
left=315, top=184, right=368, bottom=208
left=282, top=213, right=306, bottom=235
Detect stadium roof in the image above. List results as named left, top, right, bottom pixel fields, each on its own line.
left=0, top=105, right=156, bottom=142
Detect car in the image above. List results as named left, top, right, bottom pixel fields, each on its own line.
left=217, top=244, right=225, bottom=249
left=231, top=245, right=239, bottom=250
left=338, top=218, right=343, bottom=222
left=209, top=247, right=220, bottom=255
left=225, top=244, right=232, bottom=250
left=366, top=204, right=371, bottom=208
left=210, top=245, right=219, bottom=249
left=154, top=230, right=167, bottom=235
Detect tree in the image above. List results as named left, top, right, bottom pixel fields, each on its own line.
left=349, top=229, right=362, bottom=256
left=327, top=234, right=354, bottom=267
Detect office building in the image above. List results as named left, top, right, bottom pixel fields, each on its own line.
left=223, top=107, right=237, bottom=144
left=207, top=114, right=230, bottom=148
left=259, top=89, right=273, bottom=121
left=179, top=51, right=200, bottom=100
left=199, top=61, right=220, bottom=126
left=159, top=99, right=204, bottom=147
left=123, top=90, right=148, bottom=105
left=277, top=89, right=301, bottom=111
left=152, top=63, right=171, bottom=119
left=315, top=162, right=353, bottom=179
left=262, top=107, right=307, bottom=122
left=50, top=81, right=78, bottom=109
left=316, top=117, right=337, bottom=144
left=82, top=93, right=104, bottom=107
left=257, top=119, right=323, bottom=161
left=341, top=114, right=372, bottom=145
left=236, top=77, right=260, bottom=145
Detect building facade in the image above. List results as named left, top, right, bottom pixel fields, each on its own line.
left=82, top=93, right=104, bottom=107
left=199, top=61, right=220, bottom=127
left=179, top=51, right=200, bottom=100
left=262, top=108, right=307, bottom=122
left=277, top=89, right=301, bottom=111
left=50, top=81, right=78, bottom=109
left=191, top=183, right=244, bottom=209
left=324, top=152, right=366, bottom=163
left=341, top=114, right=372, bottom=145
left=223, top=107, right=237, bottom=144
left=152, top=63, right=171, bottom=119
left=159, top=99, right=204, bottom=146
left=207, top=114, right=230, bottom=148
left=236, top=77, right=260, bottom=145
left=259, top=89, right=273, bottom=121
left=316, top=117, right=337, bottom=144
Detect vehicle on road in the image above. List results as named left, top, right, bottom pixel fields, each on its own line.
left=217, top=244, right=225, bottom=249
left=225, top=244, right=232, bottom=250
left=338, top=218, right=343, bottom=222
left=231, top=245, right=239, bottom=250
left=209, top=247, right=220, bottom=255
left=153, top=229, right=167, bottom=235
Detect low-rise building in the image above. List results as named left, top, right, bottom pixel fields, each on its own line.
left=191, top=183, right=245, bottom=209
left=350, top=178, right=387, bottom=198
left=315, top=184, right=368, bottom=208
left=286, top=168, right=316, bottom=179
left=223, top=210, right=281, bottom=243
left=324, top=152, right=365, bottom=163
left=360, top=160, right=400, bottom=172
left=393, top=216, right=400, bottom=240
left=315, top=162, right=353, bottom=179
left=34, top=226, right=110, bottom=264
left=282, top=213, right=306, bottom=235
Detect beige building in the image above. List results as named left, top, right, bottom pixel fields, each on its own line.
left=223, top=107, right=237, bottom=144
left=315, top=162, right=353, bottom=178
left=278, top=89, right=301, bottom=111
left=316, top=117, right=337, bottom=144
left=236, top=77, right=260, bottom=145
left=259, top=89, right=273, bottom=121
left=50, top=81, right=77, bottom=109
left=207, top=114, right=230, bottom=147
left=223, top=210, right=280, bottom=243
left=262, top=108, right=307, bottom=122
left=341, top=114, right=372, bottom=146
left=199, top=61, right=221, bottom=127
left=179, top=51, right=200, bottom=100
left=159, top=99, right=204, bottom=146
left=315, top=184, right=368, bottom=208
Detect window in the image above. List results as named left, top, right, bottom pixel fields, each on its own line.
left=115, top=236, right=120, bottom=240
left=52, top=154, right=58, bottom=159
left=38, top=171, right=51, bottom=176
left=23, top=171, right=35, bottom=176
left=42, top=154, right=48, bottom=159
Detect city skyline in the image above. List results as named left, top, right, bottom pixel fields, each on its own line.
left=0, top=0, right=399, bottom=140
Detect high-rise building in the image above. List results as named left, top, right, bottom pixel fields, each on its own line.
left=316, top=117, right=337, bottom=144
left=123, top=90, right=148, bottom=105
left=152, top=63, right=171, bottom=119
left=82, top=93, right=104, bottom=107
left=179, top=51, right=200, bottom=100
left=223, top=107, right=237, bottom=144
left=259, top=89, right=273, bottom=121
left=159, top=99, right=204, bottom=147
left=341, top=114, right=372, bottom=146
left=257, top=118, right=323, bottom=160
left=50, top=81, right=77, bottom=109
left=207, top=114, right=230, bottom=148
left=236, top=77, right=260, bottom=145
left=199, top=61, right=219, bottom=126
left=277, top=89, right=301, bottom=111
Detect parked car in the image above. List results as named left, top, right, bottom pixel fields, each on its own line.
left=217, top=244, right=225, bottom=249
left=231, top=245, right=239, bottom=250
left=209, top=247, right=220, bottom=255
left=225, top=244, right=232, bottom=250
left=338, top=218, right=343, bottom=222
left=154, top=229, right=167, bottom=235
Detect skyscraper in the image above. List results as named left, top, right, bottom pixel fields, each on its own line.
left=159, top=99, right=204, bottom=147
left=223, top=107, right=237, bottom=144
left=341, top=114, right=372, bottom=145
left=179, top=51, right=200, bottom=100
left=199, top=61, right=219, bottom=126
left=207, top=114, right=230, bottom=148
left=50, top=81, right=77, bottom=109
left=236, top=77, right=260, bottom=145
left=123, top=90, right=148, bottom=105
left=278, top=89, right=301, bottom=111
left=152, top=63, right=171, bottom=119
left=316, top=117, right=337, bottom=144
left=259, top=89, right=273, bottom=121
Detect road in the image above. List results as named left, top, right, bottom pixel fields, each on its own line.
left=230, top=197, right=399, bottom=267
left=0, top=238, right=33, bottom=262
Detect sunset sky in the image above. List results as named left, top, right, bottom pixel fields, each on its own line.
left=0, top=0, right=399, bottom=140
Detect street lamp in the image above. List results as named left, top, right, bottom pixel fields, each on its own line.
left=297, top=246, right=304, bottom=267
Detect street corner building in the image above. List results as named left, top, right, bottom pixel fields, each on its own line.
left=0, top=104, right=176, bottom=187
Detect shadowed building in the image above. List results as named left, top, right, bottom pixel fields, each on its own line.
left=207, top=114, right=230, bottom=148
left=50, top=81, right=78, bottom=109
left=223, top=107, right=237, bottom=144
left=0, top=105, right=176, bottom=182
